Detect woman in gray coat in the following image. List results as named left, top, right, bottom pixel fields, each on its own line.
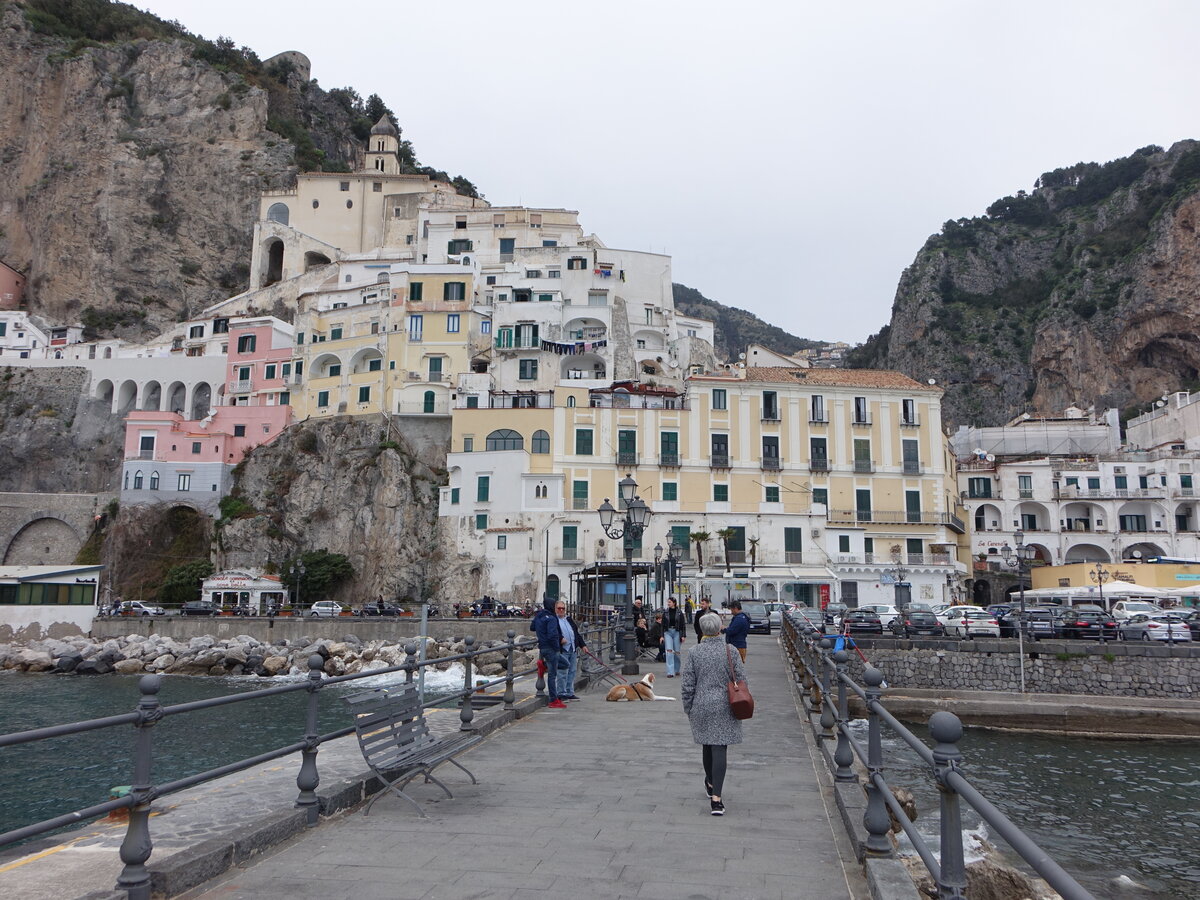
left=681, top=612, right=747, bottom=815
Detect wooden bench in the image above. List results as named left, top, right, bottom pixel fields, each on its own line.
left=344, top=683, right=482, bottom=817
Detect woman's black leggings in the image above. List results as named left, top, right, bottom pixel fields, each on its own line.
left=702, top=744, right=727, bottom=797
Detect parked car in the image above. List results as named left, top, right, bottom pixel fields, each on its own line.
left=859, top=604, right=901, bottom=627
left=358, top=603, right=403, bottom=617
left=1117, top=613, right=1193, bottom=642
left=1054, top=610, right=1118, bottom=640
left=935, top=605, right=983, bottom=628
left=180, top=600, right=219, bottom=617
left=1183, top=609, right=1200, bottom=639
left=944, top=609, right=1000, bottom=639
left=308, top=601, right=344, bottom=618
left=1110, top=600, right=1163, bottom=620
left=763, top=602, right=787, bottom=627
left=839, top=609, right=884, bottom=635
left=789, top=607, right=825, bottom=635
left=890, top=610, right=945, bottom=637
left=119, top=600, right=165, bottom=617
left=997, top=607, right=1058, bottom=639
left=740, top=601, right=771, bottom=635
left=822, top=603, right=849, bottom=632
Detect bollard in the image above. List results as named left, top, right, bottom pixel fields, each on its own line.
left=862, top=667, right=893, bottom=855
left=115, top=674, right=162, bottom=900
left=294, top=653, right=324, bottom=826
left=832, top=650, right=856, bottom=783
left=460, top=635, right=475, bottom=730
left=818, top=640, right=835, bottom=741
left=931, top=711, right=968, bottom=900
left=504, top=629, right=516, bottom=710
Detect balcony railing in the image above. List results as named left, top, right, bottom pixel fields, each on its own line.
left=966, top=490, right=994, bottom=499
left=853, top=460, right=874, bottom=473
left=1056, top=487, right=1168, bottom=499
left=488, top=391, right=554, bottom=409
left=810, top=458, right=830, bottom=472
left=761, top=456, right=782, bottom=470
left=659, top=453, right=680, bottom=467
left=1019, top=489, right=1034, bottom=499
left=900, top=417, right=921, bottom=427
left=710, top=455, right=731, bottom=469
left=229, top=380, right=254, bottom=393
left=809, top=413, right=828, bottom=424
left=556, top=549, right=578, bottom=562
left=571, top=497, right=590, bottom=510
left=852, top=417, right=872, bottom=426
left=288, top=374, right=303, bottom=385
left=616, top=452, right=638, bottom=467
left=785, top=551, right=804, bottom=564
left=761, top=411, right=780, bottom=422
left=903, top=461, right=921, bottom=475
left=828, top=509, right=966, bottom=530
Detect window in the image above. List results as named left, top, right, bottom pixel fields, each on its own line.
left=132, top=470, right=144, bottom=489
left=481, top=320, right=492, bottom=334
left=477, top=475, right=490, bottom=502
left=408, top=315, right=423, bottom=341
left=466, top=396, right=478, bottom=408
left=0, top=323, right=6, bottom=336
left=762, top=391, right=779, bottom=420
left=712, top=389, right=727, bottom=410
left=905, top=490, right=922, bottom=523
left=358, top=386, right=371, bottom=403
left=575, top=429, right=593, bottom=455
left=189, top=325, right=204, bottom=339
left=763, top=435, right=779, bottom=461
left=330, top=326, right=343, bottom=341
left=485, top=429, right=523, bottom=451
left=475, top=513, right=488, bottom=530
left=264, top=364, right=277, bottom=380
left=1020, top=513, right=1039, bottom=531
left=519, top=358, right=538, bottom=380
left=967, top=477, right=991, bottom=498
left=447, top=313, right=460, bottom=333
left=838, top=534, right=851, bottom=553
left=177, top=474, right=191, bottom=491
left=532, top=430, right=550, bottom=453
left=493, top=213, right=505, bottom=227
left=618, top=429, right=637, bottom=460
left=713, top=484, right=729, bottom=502
left=901, top=398, right=917, bottom=424
left=526, top=270, right=542, bottom=278
left=327, top=363, right=341, bottom=377
left=548, top=270, right=561, bottom=279
left=902, top=439, right=919, bottom=473
left=853, top=396, right=869, bottom=424
left=1119, top=514, right=1147, bottom=531
left=812, top=488, right=828, bottom=506
left=784, top=528, right=803, bottom=562
left=529, top=213, right=542, bottom=227
left=1066, top=477, right=1079, bottom=487
left=455, top=215, right=467, bottom=229
left=660, top=431, right=679, bottom=462
left=409, top=282, right=423, bottom=302
left=907, top=538, right=923, bottom=557
left=234, top=425, right=246, bottom=437
left=765, top=485, right=780, bottom=503
left=572, top=480, right=588, bottom=509
left=1115, top=474, right=1128, bottom=489
left=568, top=257, right=587, bottom=270
left=662, top=482, right=677, bottom=501
left=192, top=441, right=202, bottom=454
left=497, top=535, right=507, bottom=550
left=317, top=390, right=329, bottom=408
left=711, top=433, right=728, bottom=464
left=810, top=437, right=828, bottom=466
left=450, top=488, right=460, bottom=504
left=237, top=334, right=256, bottom=353
left=855, top=489, right=871, bottom=521
left=296, top=332, right=305, bottom=345
left=853, top=438, right=871, bottom=471
left=562, top=525, right=578, bottom=559
left=149, top=472, right=159, bottom=490
left=499, top=238, right=515, bottom=259
left=368, top=358, right=382, bottom=372
left=463, top=437, right=473, bottom=452
left=339, top=181, right=350, bottom=191
left=444, top=281, right=466, bottom=301
left=1087, top=477, right=1100, bottom=490
left=516, top=322, right=539, bottom=347
left=1018, top=475, right=1033, bottom=498
left=373, top=182, right=382, bottom=192
left=538, top=293, right=554, bottom=302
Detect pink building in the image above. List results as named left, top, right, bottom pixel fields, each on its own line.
left=0, top=261, right=24, bottom=310
left=121, top=316, right=295, bottom=513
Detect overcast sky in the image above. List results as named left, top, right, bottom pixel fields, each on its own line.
left=139, top=1, right=1199, bottom=344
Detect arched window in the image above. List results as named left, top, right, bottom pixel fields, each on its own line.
left=531, top=430, right=550, bottom=454
left=104, top=347, right=113, bottom=359
left=485, top=429, right=523, bottom=451
left=566, top=396, right=576, bottom=408
left=423, top=390, right=436, bottom=414
left=133, top=471, right=144, bottom=490
left=123, top=471, right=129, bottom=490
left=462, top=257, right=471, bottom=266
left=267, top=202, right=290, bottom=225
left=149, top=472, right=160, bottom=490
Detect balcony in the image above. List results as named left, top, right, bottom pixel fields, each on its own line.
left=288, top=373, right=303, bottom=385
left=659, top=453, right=680, bottom=468
left=1019, top=489, right=1034, bottom=499
left=1055, top=486, right=1167, bottom=500
left=556, top=549, right=579, bottom=563
left=828, top=509, right=967, bottom=531
left=853, top=460, right=874, bottom=474
left=488, top=390, right=554, bottom=409
left=710, top=455, right=731, bottom=469
left=761, top=411, right=780, bottom=423
left=785, top=551, right=804, bottom=564
left=616, top=452, right=639, bottom=467
left=852, top=417, right=872, bottom=426
left=572, top=497, right=590, bottom=510
left=761, top=456, right=782, bottom=470
left=900, top=417, right=921, bottom=427
left=229, top=380, right=254, bottom=393
left=810, top=458, right=830, bottom=472
left=903, top=461, right=921, bottom=475
left=809, top=414, right=828, bottom=424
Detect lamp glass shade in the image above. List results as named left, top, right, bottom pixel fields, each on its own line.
left=999, top=543, right=1012, bottom=561
left=654, top=542, right=663, bottom=561
left=670, top=542, right=682, bottom=559
left=1013, top=530, right=1025, bottom=546
left=598, top=499, right=616, bottom=531
left=618, top=475, right=637, bottom=505
left=627, top=496, right=650, bottom=529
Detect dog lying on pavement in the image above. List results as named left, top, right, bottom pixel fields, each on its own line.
left=605, top=672, right=677, bottom=702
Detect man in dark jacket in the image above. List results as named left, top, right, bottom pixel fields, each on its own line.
left=532, top=597, right=567, bottom=708
left=724, top=600, right=750, bottom=662
left=555, top=601, right=587, bottom=701
left=692, top=596, right=715, bottom=640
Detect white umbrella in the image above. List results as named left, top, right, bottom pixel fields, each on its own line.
left=1091, top=579, right=1168, bottom=596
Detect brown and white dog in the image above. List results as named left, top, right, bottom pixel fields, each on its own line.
left=605, top=672, right=677, bottom=702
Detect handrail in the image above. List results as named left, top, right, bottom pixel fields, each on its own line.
left=0, top=624, right=602, bottom=899
left=780, top=613, right=1094, bottom=900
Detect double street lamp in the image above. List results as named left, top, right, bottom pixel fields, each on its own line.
left=289, top=560, right=306, bottom=613
left=598, top=475, right=651, bottom=676
left=653, top=540, right=684, bottom=612
left=999, top=530, right=1036, bottom=693
left=1090, top=561, right=1111, bottom=611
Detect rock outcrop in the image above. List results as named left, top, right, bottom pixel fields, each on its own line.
left=850, top=142, right=1200, bottom=427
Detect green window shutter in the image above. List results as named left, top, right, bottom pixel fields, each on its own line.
left=906, top=490, right=921, bottom=522
left=562, top=526, right=578, bottom=551
left=784, top=528, right=802, bottom=553
left=572, top=480, right=588, bottom=503
left=619, top=429, right=637, bottom=453
left=475, top=513, right=487, bottom=530
left=575, top=429, right=593, bottom=455
left=906, top=538, right=923, bottom=557
left=660, top=431, right=678, bottom=454
left=409, top=282, right=423, bottom=301
left=670, top=525, right=691, bottom=558
left=451, top=488, right=460, bottom=504
left=662, top=482, right=677, bottom=501
left=477, top=475, right=490, bottom=502
left=358, top=386, right=370, bottom=402
left=838, top=535, right=851, bottom=553
left=713, top=484, right=729, bottom=502
left=812, top=488, right=828, bottom=506
left=765, top=486, right=779, bottom=503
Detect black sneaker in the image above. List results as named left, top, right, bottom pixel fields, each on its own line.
left=710, top=799, right=725, bottom=816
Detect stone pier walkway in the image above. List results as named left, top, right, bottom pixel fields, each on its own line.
left=187, top=637, right=863, bottom=900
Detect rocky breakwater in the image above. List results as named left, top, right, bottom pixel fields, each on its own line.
left=0, top=633, right=540, bottom=679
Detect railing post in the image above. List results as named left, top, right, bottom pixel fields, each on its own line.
left=116, top=674, right=162, bottom=900
left=862, top=667, right=893, bottom=856
left=931, top=711, right=968, bottom=900
left=460, top=635, right=476, bottom=731
left=832, top=649, right=856, bottom=782
left=818, top=639, right=835, bottom=741
left=404, top=641, right=419, bottom=685
left=294, top=653, right=324, bottom=826
left=504, top=629, right=516, bottom=710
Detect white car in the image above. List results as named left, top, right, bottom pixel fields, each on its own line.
left=1117, top=613, right=1192, bottom=642
left=308, top=601, right=344, bottom=618
left=943, top=608, right=1000, bottom=639
left=1110, top=600, right=1162, bottom=620
left=859, top=604, right=901, bottom=627
left=118, top=600, right=166, bottom=616
left=935, top=605, right=984, bottom=627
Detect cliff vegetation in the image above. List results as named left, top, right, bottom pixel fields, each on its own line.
left=673, top=283, right=826, bottom=362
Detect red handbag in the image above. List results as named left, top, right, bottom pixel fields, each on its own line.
left=726, top=647, right=754, bottom=720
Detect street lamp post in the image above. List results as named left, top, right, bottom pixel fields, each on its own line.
left=945, top=571, right=956, bottom=606
left=668, top=541, right=682, bottom=612
left=598, top=475, right=651, bottom=676
left=999, top=531, right=1036, bottom=694
left=290, top=560, right=306, bottom=612
left=890, top=547, right=910, bottom=613
left=1090, top=561, right=1111, bottom=613
left=654, top=542, right=664, bottom=612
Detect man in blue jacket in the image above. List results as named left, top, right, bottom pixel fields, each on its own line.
left=724, top=600, right=750, bottom=662
left=532, top=597, right=568, bottom=708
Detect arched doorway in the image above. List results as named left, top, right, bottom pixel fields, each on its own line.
left=546, top=575, right=560, bottom=600
left=142, top=381, right=162, bottom=411
left=423, top=390, right=436, bottom=414
left=191, top=383, right=212, bottom=419
left=3, top=517, right=82, bottom=564
left=263, top=239, right=284, bottom=286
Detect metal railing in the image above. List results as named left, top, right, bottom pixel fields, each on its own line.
left=0, top=627, right=607, bottom=899
left=780, top=614, right=1094, bottom=900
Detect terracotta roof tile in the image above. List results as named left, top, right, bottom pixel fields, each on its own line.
left=743, top=367, right=938, bottom=391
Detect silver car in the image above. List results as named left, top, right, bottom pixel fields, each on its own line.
left=308, top=601, right=344, bottom=618
left=1117, top=613, right=1193, bottom=642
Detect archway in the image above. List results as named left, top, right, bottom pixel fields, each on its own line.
left=1063, top=543, right=1111, bottom=564
left=1121, top=542, right=1165, bottom=561
left=312, top=352, right=344, bottom=378
left=142, top=380, right=162, bottom=411
left=263, top=239, right=284, bottom=286
left=191, top=383, right=212, bottom=419
left=972, top=580, right=992, bottom=605
left=350, top=347, right=383, bottom=374
left=95, top=379, right=114, bottom=406
left=267, top=202, right=290, bottom=225
left=117, top=379, right=138, bottom=414
left=423, top=390, right=436, bottom=414
left=3, top=517, right=82, bottom=565
left=166, top=381, right=186, bottom=414
left=304, top=251, right=331, bottom=272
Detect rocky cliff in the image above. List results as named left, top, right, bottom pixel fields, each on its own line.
left=848, top=141, right=1200, bottom=427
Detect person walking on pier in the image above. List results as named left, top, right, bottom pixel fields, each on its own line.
left=555, top=601, right=585, bottom=701
left=724, top=600, right=750, bottom=663
left=662, top=596, right=687, bottom=677
left=682, top=612, right=746, bottom=816
left=533, top=597, right=567, bottom=709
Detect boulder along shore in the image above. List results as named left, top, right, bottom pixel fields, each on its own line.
left=0, top=633, right=541, bottom=678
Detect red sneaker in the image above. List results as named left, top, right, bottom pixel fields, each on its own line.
left=548, top=699, right=568, bottom=709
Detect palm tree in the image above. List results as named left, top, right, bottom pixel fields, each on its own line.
left=716, top=528, right=737, bottom=570
left=748, top=537, right=760, bottom=571
left=689, top=531, right=711, bottom=570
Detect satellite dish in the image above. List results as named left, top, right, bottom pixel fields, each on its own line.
left=973, top=448, right=984, bottom=456
left=985, top=453, right=996, bottom=462
left=927, top=378, right=937, bottom=385
left=738, top=353, right=746, bottom=360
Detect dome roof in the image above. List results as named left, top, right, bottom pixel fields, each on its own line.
left=370, top=115, right=398, bottom=137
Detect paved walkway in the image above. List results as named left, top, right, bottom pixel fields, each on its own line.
left=188, top=637, right=862, bottom=900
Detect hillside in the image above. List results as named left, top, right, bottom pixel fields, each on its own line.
left=0, top=0, right=474, bottom=338
left=847, top=142, right=1200, bottom=427
left=672, top=283, right=826, bottom=362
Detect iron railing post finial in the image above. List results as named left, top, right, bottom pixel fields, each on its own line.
left=295, top=653, right=324, bottom=826
left=931, top=711, right=968, bottom=900
left=818, top=639, right=835, bottom=741
left=116, top=674, right=162, bottom=900
left=832, top=650, right=856, bottom=783
left=460, top=636, right=476, bottom=730
left=504, top=630, right=517, bottom=710
left=404, top=641, right=419, bottom=684
left=862, top=667, right=892, bottom=856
